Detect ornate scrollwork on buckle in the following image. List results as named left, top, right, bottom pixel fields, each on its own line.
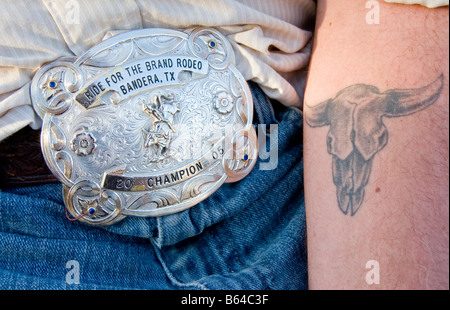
left=31, top=28, right=257, bottom=225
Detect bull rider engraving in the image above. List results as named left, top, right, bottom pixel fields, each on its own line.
left=142, top=93, right=180, bottom=162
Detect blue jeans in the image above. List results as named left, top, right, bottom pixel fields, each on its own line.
left=0, top=83, right=307, bottom=290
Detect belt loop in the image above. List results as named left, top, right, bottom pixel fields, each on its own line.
left=248, top=81, right=276, bottom=126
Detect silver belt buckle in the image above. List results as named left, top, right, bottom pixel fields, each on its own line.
left=31, top=28, right=257, bottom=225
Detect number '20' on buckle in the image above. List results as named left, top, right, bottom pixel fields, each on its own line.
left=30, top=27, right=258, bottom=225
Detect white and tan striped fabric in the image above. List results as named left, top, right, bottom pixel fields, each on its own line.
left=385, top=0, right=448, bottom=7
left=0, top=0, right=448, bottom=141
left=0, top=0, right=315, bottom=141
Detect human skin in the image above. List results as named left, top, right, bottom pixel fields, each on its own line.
left=304, top=0, right=449, bottom=289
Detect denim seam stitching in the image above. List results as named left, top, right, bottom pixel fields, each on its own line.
left=149, top=237, right=208, bottom=290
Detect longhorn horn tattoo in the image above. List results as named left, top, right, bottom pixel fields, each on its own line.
left=305, top=74, right=444, bottom=216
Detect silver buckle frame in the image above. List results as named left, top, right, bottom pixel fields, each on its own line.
left=31, top=28, right=257, bottom=225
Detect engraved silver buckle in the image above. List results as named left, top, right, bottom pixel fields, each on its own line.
left=30, top=28, right=257, bottom=225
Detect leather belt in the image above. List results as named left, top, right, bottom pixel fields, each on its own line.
left=0, top=126, right=58, bottom=188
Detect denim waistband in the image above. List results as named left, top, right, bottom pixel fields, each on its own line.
left=116, top=83, right=306, bottom=289
left=0, top=83, right=307, bottom=290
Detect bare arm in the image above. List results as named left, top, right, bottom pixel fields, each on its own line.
left=304, top=0, right=449, bottom=289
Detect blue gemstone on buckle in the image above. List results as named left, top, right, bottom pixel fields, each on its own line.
left=49, top=81, right=57, bottom=89
left=208, top=41, right=216, bottom=48
left=243, top=154, right=249, bottom=161
left=88, top=208, right=96, bottom=215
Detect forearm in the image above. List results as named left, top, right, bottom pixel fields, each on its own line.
left=304, top=0, right=449, bottom=289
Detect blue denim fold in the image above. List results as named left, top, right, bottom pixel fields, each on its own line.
left=0, top=83, right=307, bottom=290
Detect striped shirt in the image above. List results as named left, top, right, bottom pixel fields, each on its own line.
left=385, top=0, right=448, bottom=7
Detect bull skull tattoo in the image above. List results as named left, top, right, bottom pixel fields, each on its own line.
left=305, top=75, right=444, bottom=216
